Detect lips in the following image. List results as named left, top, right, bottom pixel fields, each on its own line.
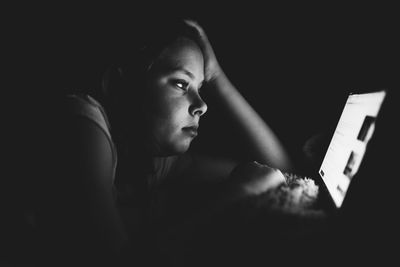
left=182, top=125, right=198, bottom=137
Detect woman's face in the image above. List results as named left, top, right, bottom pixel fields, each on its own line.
left=145, top=37, right=207, bottom=156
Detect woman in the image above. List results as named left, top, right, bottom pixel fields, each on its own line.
left=41, top=18, right=293, bottom=266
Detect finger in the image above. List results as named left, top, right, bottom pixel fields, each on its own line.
left=275, top=169, right=287, bottom=185
left=183, top=19, right=205, bottom=36
left=183, top=18, right=199, bottom=27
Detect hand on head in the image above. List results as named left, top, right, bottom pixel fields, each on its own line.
left=183, top=19, right=222, bottom=82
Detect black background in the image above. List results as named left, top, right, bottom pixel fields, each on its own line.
left=5, top=2, right=399, bottom=264
left=10, top=3, right=397, bottom=158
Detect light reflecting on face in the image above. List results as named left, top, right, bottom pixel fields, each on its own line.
left=145, top=38, right=207, bottom=156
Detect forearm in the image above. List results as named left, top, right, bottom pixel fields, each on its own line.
left=185, top=19, right=292, bottom=171
left=208, top=71, right=293, bottom=172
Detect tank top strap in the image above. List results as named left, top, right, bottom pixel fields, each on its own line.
left=65, top=94, right=112, bottom=139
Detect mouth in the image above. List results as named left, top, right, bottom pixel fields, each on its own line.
left=182, top=126, right=198, bottom=137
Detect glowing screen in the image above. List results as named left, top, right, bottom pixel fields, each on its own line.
left=319, top=90, right=386, bottom=208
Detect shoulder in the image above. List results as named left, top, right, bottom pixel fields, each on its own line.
left=62, top=94, right=111, bottom=137
left=52, top=94, right=117, bottom=175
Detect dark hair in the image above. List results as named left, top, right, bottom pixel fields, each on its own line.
left=101, top=18, right=200, bottom=100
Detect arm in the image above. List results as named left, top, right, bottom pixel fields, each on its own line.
left=46, top=116, right=129, bottom=265
left=172, top=153, right=286, bottom=202
left=185, top=20, right=293, bottom=172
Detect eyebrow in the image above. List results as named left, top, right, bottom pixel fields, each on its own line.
left=158, top=60, right=204, bottom=84
left=170, top=67, right=195, bottom=80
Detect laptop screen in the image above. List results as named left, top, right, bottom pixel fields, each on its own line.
left=318, top=90, right=386, bottom=208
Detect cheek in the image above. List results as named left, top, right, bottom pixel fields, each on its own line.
left=146, top=79, right=189, bottom=133
left=147, top=80, right=176, bottom=116
left=151, top=96, right=187, bottom=131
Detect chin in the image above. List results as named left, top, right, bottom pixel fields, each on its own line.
left=158, top=142, right=190, bottom=156
left=171, top=141, right=191, bottom=155
left=173, top=145, right=190, bottom=155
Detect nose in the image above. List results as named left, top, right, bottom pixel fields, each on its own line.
left=189, top=91, right=208, bottom=117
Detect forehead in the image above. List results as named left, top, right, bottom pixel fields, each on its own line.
left=154, top=38, right=204, bottom=78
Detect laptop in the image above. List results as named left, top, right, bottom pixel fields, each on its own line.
left=310, top=89, right=387, bottom=211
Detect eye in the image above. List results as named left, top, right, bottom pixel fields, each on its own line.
left=174, top=79, right=189, bottom=91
